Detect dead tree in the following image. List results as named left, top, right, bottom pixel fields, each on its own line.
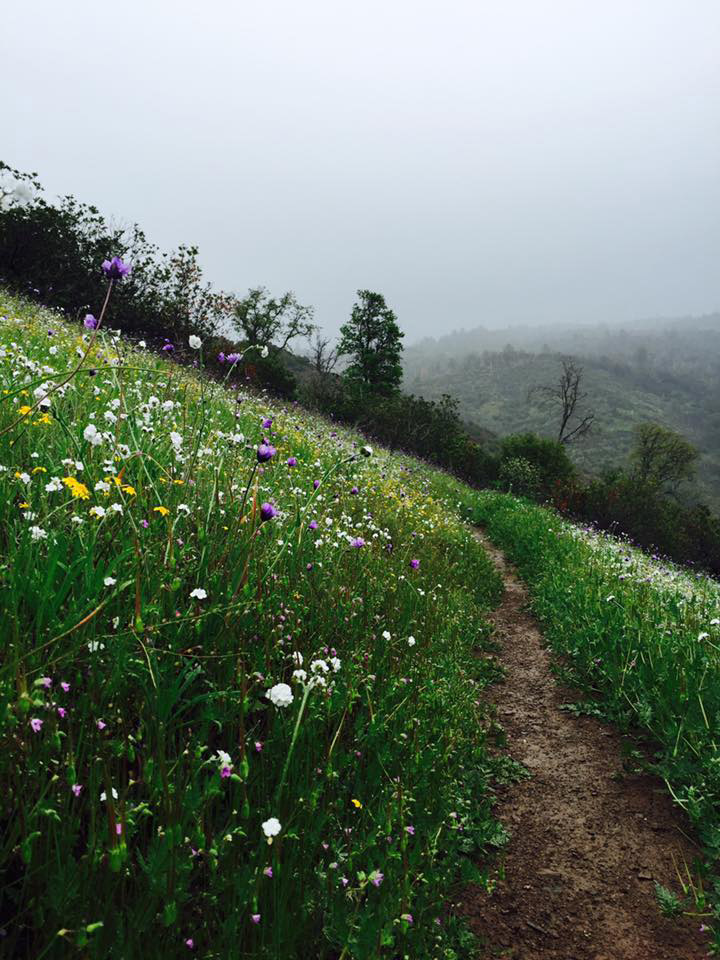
left=529, top=357, right=595, bottom=444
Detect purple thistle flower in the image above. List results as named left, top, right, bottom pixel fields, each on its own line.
left=287, top=457, right=297, bottom=467
left=260, top=502, right=278, bottom=522
left=226, top=352, right=240, bottom=364
left=101, top=256, right=132, bottom=280
left=257, top=443, right=276, bottom=463
left=351, top=537, right=365, bottom=549
left=84, top=314, right=98, bottom=330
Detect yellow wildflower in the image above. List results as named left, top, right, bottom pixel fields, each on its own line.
left=153, top=506, right=170, bottom=516
left=351, top=798, right=363, bottom=809
left=19, top=502, right=29, bottom=509
left=122, top=485, right=137, bottom=496
left=18, top=405, right=32, bottom=416
left=32, top=466, right=47, bottom=474
left=62, top=477, right=91, bottom=501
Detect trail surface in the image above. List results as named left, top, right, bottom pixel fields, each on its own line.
left=463, top=531, right=708, bottom=960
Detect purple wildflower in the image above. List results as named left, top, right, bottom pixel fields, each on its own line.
left=61, top=681, right=70, bottom=692
left=313, top=479, right=320, bottom=489
left=257, top=443, right=276, bottom=463
left=351, top=537, right=365, bottom=549
left=309, top=520, right=318, bottom=530
left=263, top=866, right=273, bottom=878
left=409, top=558, right=420, bottom=569
left=262, top=417, right=273, bottom=429
left=370, top=871, right=384, bottom=887
left=217, top=352, right=225, bottom=363
left=30, top=717, right=43, bottom=733
left=226, top=352, right=240, bottom=364
left=84, top=314, right=98, bottom=330
left=162, top=343, right=174, bottom=353
left=71, top=784, right=83, bottom=797
left=260, top=502, right=278, bottom=522
left=101, top=256, right=132, bottom=280
left=251, top=914, right=261, bottom=925
left=405, top=825, right=415, bottom=835
left=287, top=456, right=297, bottom=467
left=350, top=486, right=359, bottom=495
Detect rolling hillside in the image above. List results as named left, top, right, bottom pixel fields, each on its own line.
left=403, top=317, right=720, bottom=506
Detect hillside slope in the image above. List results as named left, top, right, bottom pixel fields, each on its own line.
left=0, top=287, right=504, bottom=959
left=404, top=345, right=720, bottom=506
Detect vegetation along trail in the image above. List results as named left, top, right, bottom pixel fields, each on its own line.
left=463, top=531, right=707, bottom=960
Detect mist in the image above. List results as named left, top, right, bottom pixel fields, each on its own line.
left=2, top=0, right=719, bottom=341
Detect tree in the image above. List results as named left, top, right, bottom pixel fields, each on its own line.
left=337, top=290, right=404, bottom=395
left=308, top=333, right=339, bottom=375
left=530, top=357, right=595, bottom=444
left=630, top=422, right=699, bottom=491
left=233, top=287, right=315, bottom=351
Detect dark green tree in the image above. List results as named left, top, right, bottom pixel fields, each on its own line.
left=630, top=422, right=699, bottom=492
left=233, top=286, right=315, bottom=351
left=337, top=290, right=404, bottom=395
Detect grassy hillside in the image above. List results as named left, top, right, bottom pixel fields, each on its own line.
left=0, top=288, right=506, bottom=959
left=403, top=346, right=720, bottom=507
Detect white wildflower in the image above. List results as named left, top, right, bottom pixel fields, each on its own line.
left=266, top=683, right=293, bottom=708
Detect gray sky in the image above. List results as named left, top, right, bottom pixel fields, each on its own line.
left=3, top=0, right=720, bottom=342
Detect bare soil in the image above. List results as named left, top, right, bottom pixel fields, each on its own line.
left=462, top=531, right=709, bottom=959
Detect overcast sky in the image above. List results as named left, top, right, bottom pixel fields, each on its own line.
left=3, top=1, right=720, bottom=341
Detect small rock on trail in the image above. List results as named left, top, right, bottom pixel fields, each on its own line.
left=461, top=531, right=708, bottom=960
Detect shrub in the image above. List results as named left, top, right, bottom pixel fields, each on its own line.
left=498, top=456, right=541, bottom=497
left=500, top=433, right=574, bottom=496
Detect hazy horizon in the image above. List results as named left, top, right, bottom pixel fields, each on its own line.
left=3, top=1, right=719, bottom=342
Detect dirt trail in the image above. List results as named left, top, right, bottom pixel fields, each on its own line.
left=462, top=531, right=708, bottom=960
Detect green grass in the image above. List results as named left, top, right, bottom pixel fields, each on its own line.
left=0, top=288, right=504, bottom=959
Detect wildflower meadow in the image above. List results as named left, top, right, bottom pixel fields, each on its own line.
left=0, top=278, right=505, bottom=959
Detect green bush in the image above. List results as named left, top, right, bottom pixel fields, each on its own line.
left=500, top=433, right=574, bottom=496
left=498, top=456, right=541, bottom=497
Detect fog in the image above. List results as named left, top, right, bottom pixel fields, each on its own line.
left=2, top=0, right=719, bottom=341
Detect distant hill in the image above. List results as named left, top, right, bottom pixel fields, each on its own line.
left=403, top=315, right=720, bottom=507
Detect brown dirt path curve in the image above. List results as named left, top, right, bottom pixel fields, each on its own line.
left=462, top=531, right=709, bottom=960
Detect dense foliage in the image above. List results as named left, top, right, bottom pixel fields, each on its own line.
left=0, top=288, right=505, bottom=960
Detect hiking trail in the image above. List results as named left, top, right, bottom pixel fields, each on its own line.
left=462, top=531, right=708, bottom=959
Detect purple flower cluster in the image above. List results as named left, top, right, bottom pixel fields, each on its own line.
left=101, top=256, right=132, bottom=280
